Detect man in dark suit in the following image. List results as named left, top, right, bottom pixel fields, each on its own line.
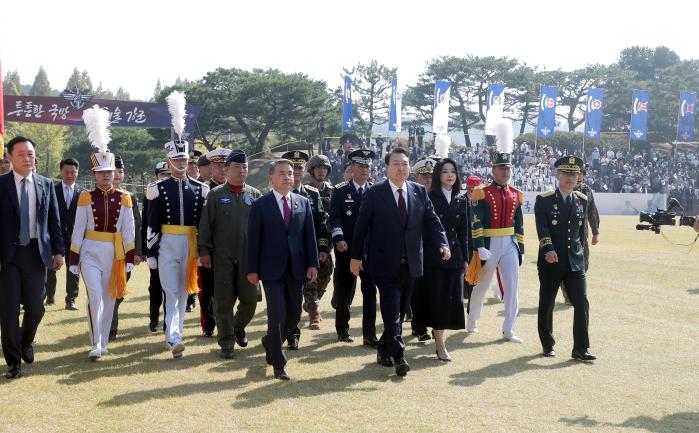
left=535, top=156, right=596, bottom=362
left=45, top=158, right=84, bottom=308
left=0, top=136, right=65, bottom=379
left=351, top=147, right=450, bottom=377
left=247, top=159, right=319, bottom=380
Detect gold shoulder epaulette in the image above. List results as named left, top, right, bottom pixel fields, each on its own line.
left=77, top=191, right=91, bottom=206
left=573, top=190, right=588, bottom=200
left=471, top=185, right=486, bottom=201
left=538, top=190, right=555, bottom=198
left=120, top=191, right=133, bottom=208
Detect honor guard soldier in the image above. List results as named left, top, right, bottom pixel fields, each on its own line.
left=198, top=150, right=262, bottom=359
left=535, top=156, right=596, bottom=361
left=69, top=105, right=135, bottom=361
left=281, top=150, right=329, bottom=349
left=197, top=148, right=231, bottom=337
left=330, top=149, right=378, bottom=346
left=146, top=139, right=209, bottom=358
left=144, top=162, right=170, bottom=333
left=305, top=154, right=336, bottom=329
left=466, top=119, right=524, bottom=343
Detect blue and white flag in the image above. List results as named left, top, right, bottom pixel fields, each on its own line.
left=630, top=90, right=650, bottom=142
left=676, top=91, right=696, bottom=142
left=487, top=83, right=505, bottom=110
left=433, top=80, right=451, bottom=135
left=389, top=78, right=402, bottom=133
left=536, top=85, right=557, bottom=138
left=584, top=88, right=605, bottom=141
left=342, top=75, right=354, bottom=131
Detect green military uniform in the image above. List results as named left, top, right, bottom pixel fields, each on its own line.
left=535, top=156, right=595, bottom=361
left=198, top=180, right=262, bottom=351
left=575, top=182, right=599, bottom=271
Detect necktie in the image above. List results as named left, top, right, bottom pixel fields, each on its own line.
left=282, top=196, right=291, bottom=231
left=565, top=195, right=572, bottom=207
left=358, top=186, right=364, bottom=196
left=19, top=178, right=30, bottom=246
left=65, top=185, right=72, bottom=205
left=398, top=188, right=407, bottom=224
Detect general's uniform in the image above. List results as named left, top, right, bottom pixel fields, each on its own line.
left=467, top=152, right=524, bottom=339
left=147, top=140, right=209, bottom=354
left=535, top=156, right=595, bottom=360
left=69, top=148, right=135, bottom=359
left=330, top=149, right=377, bottom=342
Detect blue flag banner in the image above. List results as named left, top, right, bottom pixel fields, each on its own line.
left=536, top=85, right=557, bottom=138
left=676, top=91, right=696, bottom=142
left=389, top=78, right=402, bottom=133
left=433, top=80, right=451, bottom=135
left=487, top=83, right=505, bottom=109
left=630, top=90, right=650, bottom=142
left=584, top=88, right=605, bottom=141
left=342, top=76, right=354, bottom=131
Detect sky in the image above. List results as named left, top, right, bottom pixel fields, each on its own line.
left=1, top=0, right=696, bottom=101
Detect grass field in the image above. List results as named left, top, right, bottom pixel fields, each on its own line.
left=1, top=216, right=698, bottom=433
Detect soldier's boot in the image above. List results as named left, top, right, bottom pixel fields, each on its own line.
left=308, top=304, right=321, bottom=330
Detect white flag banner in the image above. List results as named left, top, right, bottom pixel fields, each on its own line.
left=433, top=80, right=451, bottom=135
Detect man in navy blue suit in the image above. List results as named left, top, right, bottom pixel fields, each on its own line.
left=351, top=147, right=449, bottom=377
left=0, top=136, right=65, bottom=379
left=247, top=159, right=319, bottom=380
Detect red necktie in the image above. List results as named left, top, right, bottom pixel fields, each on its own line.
left=282, top=196, right=291, bottom=230
left=398, top=188, right=407, bottom=224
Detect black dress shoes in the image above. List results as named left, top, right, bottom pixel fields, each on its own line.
left=234, top=329, right=248, bottom=347
left=5, top=365, right=21, bottom=379
left=542, top=348, right=556, bottom=357
left=287, top=337, right=299, bottom=351
left=21, top=345, right=34, bottom=364
left=572, top=349, right=597, bottom=361
left=363, top=336, right=379, bottom=347
left=65, top=301, right=78, bottom=311
left=273, top=367, right=290, bottom=380
left=201, top=330, right=213, bottom=338
left=220, top=347, right=235, bottom=359
left=376, top=353, right=394, bottom=367
left=261, top=336, right=272, bottom=365
left=394, top=357, right=410, bottom=376
left=108, top=330, right=118, bottom=342
left=337, top=333, right=354, bottom=343
left=149, top=322, right=158, bottom=333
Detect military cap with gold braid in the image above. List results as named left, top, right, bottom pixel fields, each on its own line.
left=555, top=155, right=584, bottom=173
left=206, top=148, right=231, bottom=163
left=413, top=158, right=436, bottom=175
left=281, top=150, right=309, bottom=166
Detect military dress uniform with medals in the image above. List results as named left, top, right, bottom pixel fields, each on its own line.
left=69, top=149, right=135, bottom=361
left=329, top=149, right=377, bottom=344
left=467, top=152, right=524, bottom=341
left=535, top=156, right=596, bottom=361
left=147, top=140, right=209, bottom=357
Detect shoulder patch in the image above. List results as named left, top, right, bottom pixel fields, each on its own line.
left=146, top=183, right=160, bottom=201
left=304, top=185, right=319, bottom=193
left=334, top=181, right=348, bottom=189
left=538, top=190, right=556, bottom=198
left=573, top=190, right=588, bottom=200
left=77, top=191, right=92, bottom=207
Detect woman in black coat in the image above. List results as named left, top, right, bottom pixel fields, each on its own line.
left=412, top=158, right=471, bottom=361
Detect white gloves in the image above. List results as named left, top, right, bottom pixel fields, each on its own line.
left=147, top=257, right=158, bottom=269
left=477, top=247, right=492, bottom=260
left=126, top=263, right=135, bottom=273
left=69, top=265, right=80, bottom=275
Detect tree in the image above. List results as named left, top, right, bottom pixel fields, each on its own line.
left=342, top=60, right=397, bottom=138
left=29, top=66, right=51, bottom=96
left=65, top=67, right=93, bottom=92
left=115, top=87, right=130, bottom=101
left=619, top=46, right=680, bottom=81
left=179, top=68, right=335, bottom=154
left=152, top=79, right=162, bottom=102
left=3, top=69, right=22, bottom=95
left=6, top=123, right=67, bottom=177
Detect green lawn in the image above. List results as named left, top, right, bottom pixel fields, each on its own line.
left=2, top=216, right=697, bottom=433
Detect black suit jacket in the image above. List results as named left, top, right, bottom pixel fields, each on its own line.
left=0, top=172, right=65, bottom=268
left=351, top=180, right=447, bottom=278
left=247, top=191, right=320, bottom=281
left=54, top=181, right=85, bottom=246
left=425, top=190, right=471, bottom=270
